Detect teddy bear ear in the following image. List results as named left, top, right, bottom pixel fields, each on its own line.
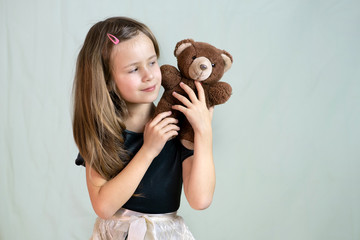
left=221, top=50, right=233, bottom=73
left=174, top=39, right=194, bottom=57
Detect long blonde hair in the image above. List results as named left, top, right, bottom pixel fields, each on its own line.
left=72, top=17, right=160, bottom=180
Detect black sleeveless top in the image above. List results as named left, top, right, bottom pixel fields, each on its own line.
left=75, top=130, right=193, bottom=214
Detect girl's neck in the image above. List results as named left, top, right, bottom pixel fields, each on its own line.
left=125, top=103, right=155, bottom=133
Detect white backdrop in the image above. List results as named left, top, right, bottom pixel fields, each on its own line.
left=1, top=0, right=360, bottom=239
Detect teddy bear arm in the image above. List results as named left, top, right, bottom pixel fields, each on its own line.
left=154, top=93, right=176, bottom=116
left=208, top=82, right=232, bottom=105
left=160, top=65, right=182, bottom=90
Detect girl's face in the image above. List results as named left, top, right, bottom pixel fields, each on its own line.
left=110, top=32, right=161, bottom=105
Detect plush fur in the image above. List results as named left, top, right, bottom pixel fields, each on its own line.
left=154, top=39, right=233, bottom=148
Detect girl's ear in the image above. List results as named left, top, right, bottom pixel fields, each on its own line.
left=221, top=50, right=233, bottom=73
left=174, top=39, right=194, bottom=57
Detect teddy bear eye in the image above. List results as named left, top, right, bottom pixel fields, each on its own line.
left=212, top=63, right=216, bottom=67
left=192, top=56, right=196, bottom=60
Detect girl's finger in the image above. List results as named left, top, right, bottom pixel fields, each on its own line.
left=150, top=111, right=172, bottom=126
left=194, top=81, right=205, bottom=102
left=161, top=124, right=180, bottom=134
left=156, top=117, right=178, bottom=130
left=179, top=82, right=198, bottom=103
left=172, top=91, right=192, bottom=107
left=172, top=104, right=188, bottom=115
left=163, top=129, right=179, bottom=140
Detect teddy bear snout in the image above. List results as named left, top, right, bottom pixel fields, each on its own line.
left=189, top=57, right=212, bottom=81
left=200, top=64, right=207, bottom=70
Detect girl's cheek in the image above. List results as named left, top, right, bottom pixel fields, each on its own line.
left=155, top=67, right=162, bottom=80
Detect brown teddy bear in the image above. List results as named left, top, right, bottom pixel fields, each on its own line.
left=154, top=39, right=233, bottom=148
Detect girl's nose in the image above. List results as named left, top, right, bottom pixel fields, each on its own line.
left=143, top=68, right=154, bottom=81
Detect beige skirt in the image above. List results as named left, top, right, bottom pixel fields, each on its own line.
left=90, top=208, right=195, bottom=240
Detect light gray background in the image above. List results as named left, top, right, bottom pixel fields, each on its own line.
left=1, top=0, right=359, bottom=239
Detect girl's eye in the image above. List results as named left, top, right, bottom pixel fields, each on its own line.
left=129, top=68, right=138, bottom=73
left=150, top=60, right=157, bottom=66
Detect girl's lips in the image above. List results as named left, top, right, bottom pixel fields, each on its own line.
left=142, top=85, right=156, bottom=92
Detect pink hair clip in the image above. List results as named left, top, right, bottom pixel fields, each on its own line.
left=107, top=33, right=119, bottom=45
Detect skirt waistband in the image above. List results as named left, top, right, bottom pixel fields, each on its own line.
left=91, top=208, right=195, bottom=239
left=111, top=208, right=177, bottom=220
left=102, top=208, right=179, bottom=239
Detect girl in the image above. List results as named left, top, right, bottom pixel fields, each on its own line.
left=73, top=16, right=215, bottom=239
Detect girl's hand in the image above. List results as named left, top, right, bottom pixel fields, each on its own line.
left=142, top=111, right=179, bottom=158
left=172, top=81, right=214, bottom=134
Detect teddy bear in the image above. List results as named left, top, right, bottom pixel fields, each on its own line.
left=154, top=39, right=233, bottom=149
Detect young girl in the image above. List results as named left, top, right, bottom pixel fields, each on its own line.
left=73, top=16, right=215, bottom=239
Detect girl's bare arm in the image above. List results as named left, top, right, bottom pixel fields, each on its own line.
left=172, top=81, right=216, bottom=210
left=86, top=111, right=179, bottom=219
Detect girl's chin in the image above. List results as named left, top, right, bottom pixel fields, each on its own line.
left=126, top=88, right=160, bottom=104
left=140, top=93, right=159, bottom=103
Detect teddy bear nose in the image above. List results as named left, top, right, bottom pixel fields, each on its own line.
left=200, top=64, right=207, bottom=70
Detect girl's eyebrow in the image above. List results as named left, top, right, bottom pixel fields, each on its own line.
left=124, top=55, right=157, bottom=69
